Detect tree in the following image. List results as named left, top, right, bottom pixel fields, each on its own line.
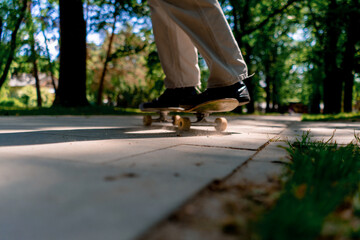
left=96, top=11, right=118, bottom=105
left=322, top=0, right=342, bottom=114
left=37, top=0, right=58, bottom=94
left=53, top=0, right=89, bottom=107
left=340, top=0, right=360, bottom=112
left=0, top=0, right=28, bottom=89
left=225, top=0, right=257, bottom=113
left=222, top=0, right=301, bottom=113
left=87, top=24, right=149, bottom=107
left=26, top=0, right=43, bottom=107
left=87, top=0, right=148, bottom=105
left=305, top=0, right=360, bottom=113
left=303, top=0, right=325, bottom=113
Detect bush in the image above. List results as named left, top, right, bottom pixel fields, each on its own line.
left=0, top=98, right=25, bottom=107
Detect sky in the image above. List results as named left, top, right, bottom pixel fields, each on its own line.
left=31, top=0, right=307, bottom=61
left=33, top=1, right=149, bottom=61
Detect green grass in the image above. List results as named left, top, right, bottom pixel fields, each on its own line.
left=258, top=132, right=360, bottom=240
left=302, top=112, right=360, bottom=121
left=0, top=106, right=251, bottom=116
left=0, top=106, right=142, bottom=116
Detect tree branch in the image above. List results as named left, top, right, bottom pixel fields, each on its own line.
left=0, top=18, right=3, bottom=43
left=0, top=0, right=28, bottom=89
left=243, top=0, right=300, bottom=35
left=307, top=1, right=324, bottom=46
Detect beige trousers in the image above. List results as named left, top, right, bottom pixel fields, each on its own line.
left=149, top=0, right=248, bottom=89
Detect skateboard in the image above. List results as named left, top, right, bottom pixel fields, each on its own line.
left=140, top=98, right=239, bottom=131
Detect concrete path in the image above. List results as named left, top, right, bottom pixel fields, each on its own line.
left=0, top=115, right=358, bottom=240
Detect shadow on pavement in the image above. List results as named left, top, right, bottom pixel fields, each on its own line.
left=0, top=126, right=236, bottom=147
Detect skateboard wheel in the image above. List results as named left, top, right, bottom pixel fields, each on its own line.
left=143, top=115, right=152, bottom=126
left=178, top=117, right=191, bottom=131
left=172, top=115, right=181, bottom=126
left=215, top=117, right=227, bottom=131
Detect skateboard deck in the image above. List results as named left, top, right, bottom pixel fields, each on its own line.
left=140, top=98, right=239, bottom=131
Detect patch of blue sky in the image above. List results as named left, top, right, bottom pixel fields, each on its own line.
left=288, top=28, right=307, bottom=41
left=29, top=0, right=59, bottom=61
left=288, top=27, right=317, bottom=46
left=33, top=0, right=151, bottom=60
left=86, top=13, right=151, bottom=46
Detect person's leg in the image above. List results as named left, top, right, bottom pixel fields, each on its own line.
left=149, top=0, right=200, bottom=89
left=151, top=0, right=248, bottom=88
left=139, top=0, right=200, bottom=110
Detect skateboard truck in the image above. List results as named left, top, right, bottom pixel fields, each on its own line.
left=143, top=111, right=179, bottom=126
left=176, top=113, right=227, bottom=131
left=141, top=98, right=237, bottom=132
left=143, top=111, right=228, bottom=132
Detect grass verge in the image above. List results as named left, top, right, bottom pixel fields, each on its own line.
left=258, top=132, right=360, bottom=240
left=302, top=112, right=360, bottom=121
left=0, top=106, right=248, bottom=116
left=0, top=106, right=142, bottom=116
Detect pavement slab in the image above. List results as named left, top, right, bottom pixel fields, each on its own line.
left=0, top=114, right=358, bottom=240
left=251, top=142, right=290, bottom=163
left=280, top=121, right=360, bottom=144
left=224, top=142, right=289, bottom=187
left=1, top=115, right=281, bottom=240
left=0, top=145, right=253, bottom=240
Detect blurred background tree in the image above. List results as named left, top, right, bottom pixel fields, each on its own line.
left=0, top=0, right=359, bottom=113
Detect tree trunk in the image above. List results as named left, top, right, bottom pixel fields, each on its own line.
left=42, top=29, right=57, bottom=95
left=244, top=44, right=255, bottom=113
left=0, top=0, right=28, bottom=89
left=270, top=49, right=278, bottom=112
left=228, top=0, right=255, bottom=113
left=307, top=1, right=324, bottom=114
left=323, top=0, right=342, bottom=114
left=241, top=1, right=255, bottom=114
left=54, top=0, right=89, bottom=107
left=97, top=13, right=117, bottom=106
left=0, top=18, right=3, bottom=68
left=38, top=3, right=57, bottom=94
left=29, top=9, right=42, bottom=107
left=0, top=18, right=3, bottom=43
left=309, top=77, right=321, bottom=114
left=263, top=59, right=272, bottom=113
left=342, top=0, right=360, bottom=112
left=308, top=58, right=323, bottom=114
left=32, top=55, right=42, bottom=107
left=265, top=76, right=271, bottom=113
left=28, top=0, right=42, bottom=107
left=341, top=31, right=356, bottom=113
left=272, top=75, right=279, bottom=112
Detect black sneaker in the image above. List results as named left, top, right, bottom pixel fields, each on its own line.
left=180, top=81, right=250, bottom=109
left=140, top=87, right=199, bottom=110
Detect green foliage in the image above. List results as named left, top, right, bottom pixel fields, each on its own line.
left=0, top=83, right=24, bottom=107
left=87, top=23, right=157, bottom=107
left=0, top=84, right=54, bottom=108
left=115, top=79, right=158, bottom=108
left=18, top=85, right=54, bottom=107
left=0, top=0, right=26, bottom=73
left=0, top=98, right=25, bottom=107
left=0, top=105, right=141, bottom=116
left=1, top=0, right=359, bottom=112
left=87, top=0, right=149, bottom=34
left=258, top=132, right=360, bottom=240
left=302, top=112, right=360, bottom=121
